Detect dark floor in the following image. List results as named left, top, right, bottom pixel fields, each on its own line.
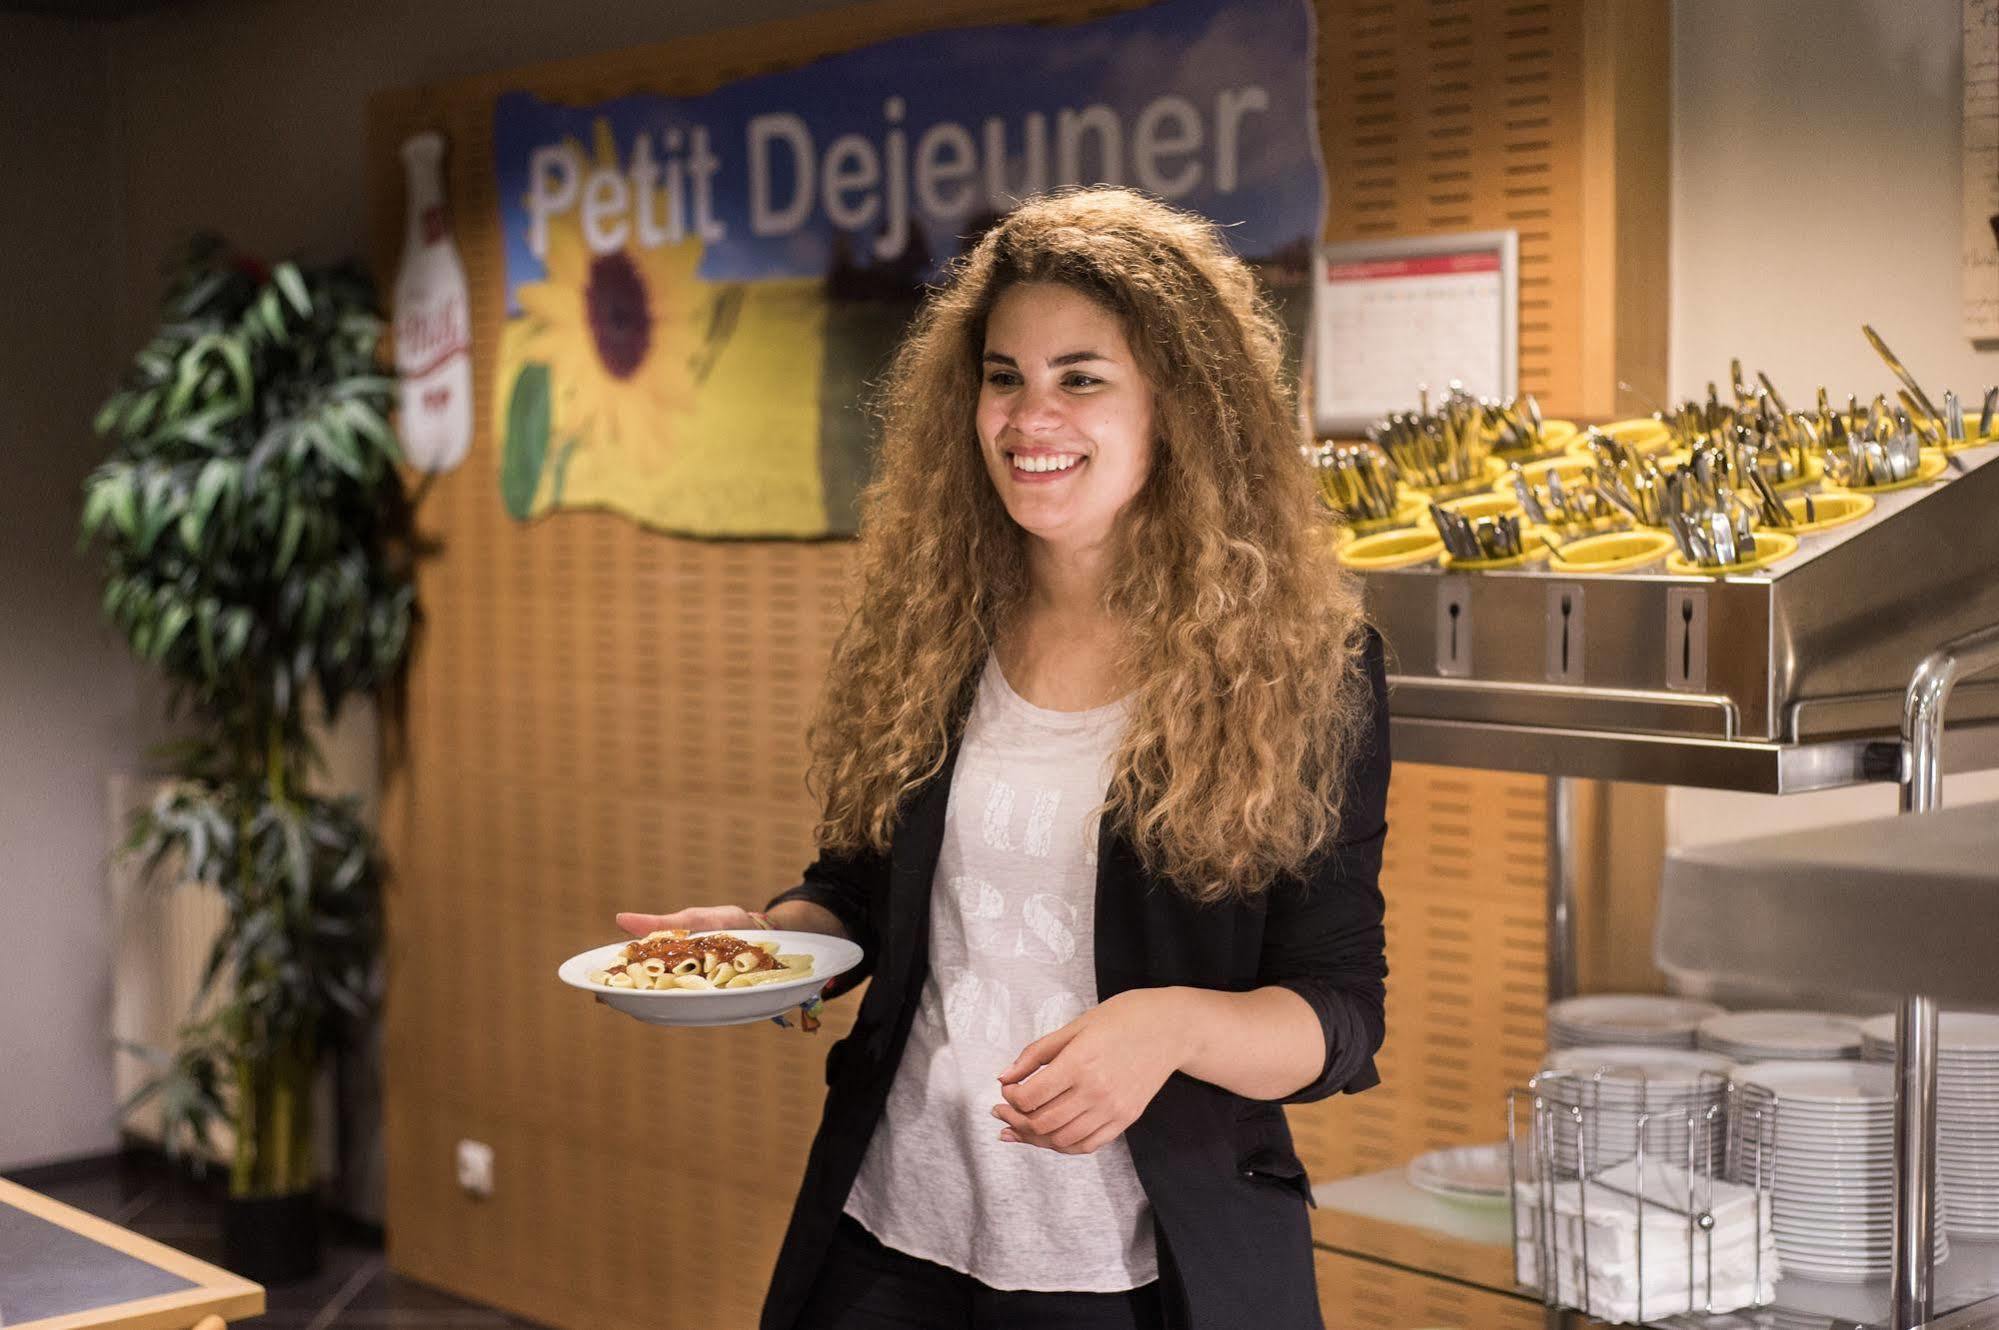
left=6, top=1150, right=544, bottom=1330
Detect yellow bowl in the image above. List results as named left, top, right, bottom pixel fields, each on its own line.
left=1497, top=455, right=1595, bottom=493
left=1440, top=536, right=1553, bottom=572
left=1936, top=430, right=1999, bottom=452
left=1345, top=490, right=1430, bottom=535
left=1783, top=490, right=1873, bottom=534
left=1826, top=449, right=1949, bottom=494
left=1664, top=530, right=1799, bottom=577
left=1337, top=527, right=1444, bottom=570
left=1547, top=529, right=1676, bottom=574
left=1595, top=418, right=1676, bottom=453
left=1493, top=419, right=1579, bottom=458
left=1748, top=454, right=1824, bottom=495
left=1420, top=490, right=1524, bottom=527
left=1406, top=457, right=1511, bottom=500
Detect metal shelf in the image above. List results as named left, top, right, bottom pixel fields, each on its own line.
left=1308, top=1173, right=1999, bottom=1329
left=1390, top=714, right=1999, bottom=794
left=1362, top=444, right=1999, bottom=796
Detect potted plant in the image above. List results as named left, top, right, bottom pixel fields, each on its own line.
left=82, top=235, right=415, bottom=1283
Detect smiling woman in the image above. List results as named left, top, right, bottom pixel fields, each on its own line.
left=616, top=187, right=1390, bottom=1330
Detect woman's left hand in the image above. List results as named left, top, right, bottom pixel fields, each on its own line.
left=991, top=988, right=1187, bottom=1155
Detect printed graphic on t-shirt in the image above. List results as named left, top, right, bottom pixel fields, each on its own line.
left=930, top=773, right=1093, bottom=1049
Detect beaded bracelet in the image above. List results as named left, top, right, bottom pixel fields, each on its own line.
left=745, top=908, right=820, bottom=1031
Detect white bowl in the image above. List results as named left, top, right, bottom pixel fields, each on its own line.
left=558, top=929, right=864, bottom=1028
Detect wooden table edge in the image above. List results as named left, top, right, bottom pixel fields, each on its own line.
left=1, top=1176, right=265, bottom=1330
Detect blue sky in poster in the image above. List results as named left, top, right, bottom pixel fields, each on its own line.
left=491, top=0, right=1321, bottom=310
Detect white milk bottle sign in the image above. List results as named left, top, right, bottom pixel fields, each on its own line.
left=393, top=131, right=473, bottom=474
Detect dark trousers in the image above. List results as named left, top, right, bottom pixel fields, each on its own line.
left=798, top=1213, right=1167, bottom=1330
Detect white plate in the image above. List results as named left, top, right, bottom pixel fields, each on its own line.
left=1859, top=1011, right=1999, bottom=1052
left=1405, top=1143, right=1512, bottom=1203
left=559, top=930, right=863, bottom=1028
left=1736, top=1060, right=1896, bottom=1104
left=1545, top=1044, right=1735, bottom=1080
left=1550, top=994, right=1724, bottom=1037
left=1698, top=1011, right=1864, bottom=1058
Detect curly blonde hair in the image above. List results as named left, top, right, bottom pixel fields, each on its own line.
left=809, top=187, right=1373, bottom=903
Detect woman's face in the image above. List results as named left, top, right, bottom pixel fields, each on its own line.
left=976, top=282, right=1155, bottom=552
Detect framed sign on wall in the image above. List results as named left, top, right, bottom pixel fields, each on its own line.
left=1310, top=229, right=1518, bottom=438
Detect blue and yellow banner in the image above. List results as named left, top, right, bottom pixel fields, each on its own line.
left=492, top=0, right=1322, bottom=538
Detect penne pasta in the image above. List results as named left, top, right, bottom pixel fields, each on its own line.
left=589, top=932, right=812, bottom=992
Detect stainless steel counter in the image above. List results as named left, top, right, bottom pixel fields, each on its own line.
left=1361, top=445, right=1999, bottom=792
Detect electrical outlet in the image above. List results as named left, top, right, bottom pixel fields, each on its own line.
left=456, top=1138, right=494, bottom=1198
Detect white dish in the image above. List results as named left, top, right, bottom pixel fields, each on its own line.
left=1405, top=1143, right=1512, bottom=1203
left=1545, top=1045, right=1736, bottom=1081
left=1550, top=994, right=1724, bottom=1038
left=1698, top=1011, right=1864, bottom=1059
left=558, top=929, right=863, bottom=1028
left=1859, top=1011, right=1999, bottom=1052
left=1736, top=1060, right=1895, bottom=1104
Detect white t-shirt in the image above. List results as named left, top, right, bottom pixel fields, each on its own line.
left=842, top=653, right=1158, bottom=1291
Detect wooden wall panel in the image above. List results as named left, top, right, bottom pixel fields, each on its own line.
left=1321, top=0, right=1587, bottom=412
left=1315, top=1247, right=1549, bottom=1330
left=1289, top=763, right=1548, bottom=1181
left=368, top=0, right=1668, bottom=1324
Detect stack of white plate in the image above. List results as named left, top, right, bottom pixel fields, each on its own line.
left=1732, top=1060, right=1949, bottom=1284
left=1859, top=1011, right=1999, bottom=1239
left=1548, top=994, right=1728, bottom=1051
left=1536, top=1045, right=1736, bottom=1175
left=1698, top=1010, right=1864, bottom=1063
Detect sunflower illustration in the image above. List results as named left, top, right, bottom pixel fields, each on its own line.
left=511, top=119, right=704, bottom=472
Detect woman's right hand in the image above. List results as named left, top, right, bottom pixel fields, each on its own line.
left=615, top=905, right=759, bottom=937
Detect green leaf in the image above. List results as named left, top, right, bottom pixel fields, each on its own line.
left=220, top=607, right=251, bottom=663
left=190, top=458, right=235, bottom=532
left=258, top=288, right=288, bottom=344
left=156, top=400, right=244, bottom=451
left=340, top=398, right=400, bottom=463
left=135, top=470, right=177, bottom=556
left=123, top=391, right=160, bottom=439
left=500, top=363, right=551, bottom=520
left=165, top=344, right=209, bottom=420
left=316, top=414, right=365, bottom=479
left=137, top=347, right=176, bottom=383
left=173, top=270, right=228, bottom=321
left=80, top=472, right=121, bottom=545
left=94, top=394, right=127, bottom=437
left=272, top=263, right=312, bottom=319
left=178, top=331, right=253, bottom=408
left=275, top=506, right=305, bottom=575
left=152, top=600, right=192, bottom=661
left=109, top=470, right=139, bottom=542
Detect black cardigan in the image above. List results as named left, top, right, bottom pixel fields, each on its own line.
left=759, top=628, right=1392, bottom=1330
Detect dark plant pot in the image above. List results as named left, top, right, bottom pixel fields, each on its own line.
left=222, top=1191, right=321, bottom=1285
